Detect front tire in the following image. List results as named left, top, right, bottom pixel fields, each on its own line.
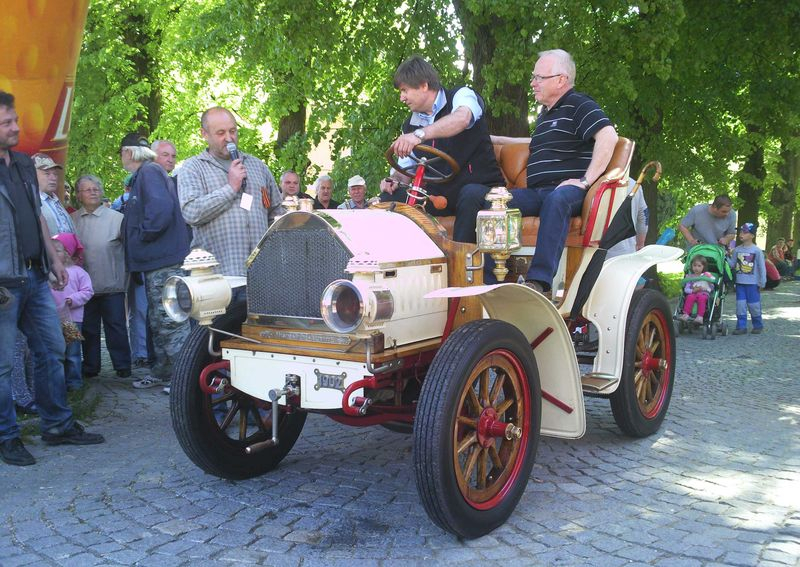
left=611, top=289, right=675, bottom=437
left=171, top=302, right=306, bottom=479
left=413, top=320, right=541, bottom=539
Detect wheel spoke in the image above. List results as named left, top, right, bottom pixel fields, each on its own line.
left=489, top=372, right=507, bottom=406
left=467, top=387, right=482, bottom=414
left=238, top=406, right=249, bottom=440
left=495, top=398, right=514, bottom=416
left=477, top=448, right=487, bottom=489
left=480, top=369, right=490, bottom=405
left=457, top=415, right=478, bottom=429
left=219, top=399, right=239, bottom=430
left=463, top=446, right=480, bottom=481
left=457, top=432, right=478, bottom=455
left=488, top=444, right=504, bottom=469
left=634, top=369, right=646, bottom=400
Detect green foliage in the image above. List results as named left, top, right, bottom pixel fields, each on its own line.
left=658, top=271, right=683, bottom=300
left=68, top=0, right=800, bottom=232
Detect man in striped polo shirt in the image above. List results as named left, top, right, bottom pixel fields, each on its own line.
left=454, top=49, right=618, bottom=293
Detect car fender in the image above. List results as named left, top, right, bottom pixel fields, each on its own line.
left=584, top=245, right=683, bottom=387
left=426, top=284, right=586, bottom=439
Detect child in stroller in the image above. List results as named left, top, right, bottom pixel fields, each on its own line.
left=674, top=243, right=733, bottom=339
left=679, top=255, right=714, bottom=324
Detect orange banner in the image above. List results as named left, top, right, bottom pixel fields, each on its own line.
left=0, top=0, right=90, bottom=168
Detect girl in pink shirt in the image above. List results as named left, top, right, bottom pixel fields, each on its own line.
left=51, top=234, right=94, bottom=391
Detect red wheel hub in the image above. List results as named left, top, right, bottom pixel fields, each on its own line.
left=641, top=350, right=657, bottom=373
left=476, top=407, right=520, bottom=448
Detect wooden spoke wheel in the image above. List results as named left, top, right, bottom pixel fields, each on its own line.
left=171, top=302, right=306, bottom=480
left=413, top=320, right=541, bottom=539
left=611, top=289, right=675, bottom=437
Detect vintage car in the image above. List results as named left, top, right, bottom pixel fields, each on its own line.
left=162, top=138, right=682, bottom=539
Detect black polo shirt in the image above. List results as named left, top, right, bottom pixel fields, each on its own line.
left=0, top=152, right=42, bottom=261
left=526, top=89, right=612, bottom=188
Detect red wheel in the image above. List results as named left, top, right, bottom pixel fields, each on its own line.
left=171, top=303, right=306, bottom=479
left=414, top=320, right=541, bottom=539
left=611, top=289, right=675, bottom=436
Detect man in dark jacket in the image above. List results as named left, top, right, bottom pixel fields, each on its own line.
left=378, top=56, right=504, bottom=216
left=120, top=133, right=191, bottom=391
left=0, top=91, right=104, bottom=467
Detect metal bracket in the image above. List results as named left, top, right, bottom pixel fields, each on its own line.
left=365, top=341, right=402, bottom=375
left=465, top=246, right=484, bottom=283
left=207, top=326, right=263, bottom=357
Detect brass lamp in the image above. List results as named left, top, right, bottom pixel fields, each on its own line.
left=476, top=187, right=521, bottom=282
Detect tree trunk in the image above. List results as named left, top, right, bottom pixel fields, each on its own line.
left=452, top=0, right=529, bottom=137
left=122, top=11, right=161, bottom=135
left=736, top=144, right=764, bottom=228
left=766, top=145, right=798, bottom=246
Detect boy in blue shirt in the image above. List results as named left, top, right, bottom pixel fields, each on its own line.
left=729, top=222, right=766, bottom=334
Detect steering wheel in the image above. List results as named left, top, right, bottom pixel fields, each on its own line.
left=385, top=144, right=461, bottom=185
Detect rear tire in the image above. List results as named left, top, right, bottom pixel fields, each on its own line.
left=414, top=320, right=541, bottom=539
left=171, top=303, right=306, bottom=479
left=611, top=290, right=675, bottom=437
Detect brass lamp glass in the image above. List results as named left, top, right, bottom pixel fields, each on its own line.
left=476, top=187, right=522, bottom=282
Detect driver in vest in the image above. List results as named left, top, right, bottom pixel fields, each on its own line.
left=378, top=55, right=504, bottom=216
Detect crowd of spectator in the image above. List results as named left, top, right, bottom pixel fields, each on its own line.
left=2, top=92, right=382, bottom=467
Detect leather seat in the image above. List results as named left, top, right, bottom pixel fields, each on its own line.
left=436, top=137, right=634, bottom=247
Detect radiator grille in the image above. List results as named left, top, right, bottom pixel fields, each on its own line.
left=247, top=218, right=352, bottom=319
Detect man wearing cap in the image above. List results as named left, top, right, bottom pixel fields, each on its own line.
left=120, top=133, right=191, bottom=390
left=179, top=106, right=283, bottom=282
left=34, top=153, right=75, bottom=237
left=0, top=90, right=105, bottom=466
left=338, top=175, right=370, bottom=209
left=679, top=195, right=737, bottom=248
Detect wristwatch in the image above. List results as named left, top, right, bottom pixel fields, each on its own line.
left=579, top=176, right=589, bottom=189
left=412, top=128, right=426, bottom=141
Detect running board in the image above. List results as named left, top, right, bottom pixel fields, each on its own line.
left=581, top=373, right=619, bottom=393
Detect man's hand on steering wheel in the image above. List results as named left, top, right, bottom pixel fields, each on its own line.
left=391, top=132, right=423, bottom=158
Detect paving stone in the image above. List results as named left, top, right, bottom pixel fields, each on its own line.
left=1, top=282, right=798, bottom=564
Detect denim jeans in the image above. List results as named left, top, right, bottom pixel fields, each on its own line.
left=735, top=283, right=763, bottom=330
left=128, top=277, right=149, bottom=360
left=0, top=267, right=74, bottom=442
left=82, top=292, right=131, bottom=374
left=454, top=182, right=586, bottom=287
left=64, top=322, right=83, bottom=390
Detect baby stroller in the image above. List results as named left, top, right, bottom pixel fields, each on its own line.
left=673, top=243, right=733, bottom=340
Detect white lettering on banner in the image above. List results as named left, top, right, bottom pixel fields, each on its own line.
left=52, top=86, right=74, bottom=141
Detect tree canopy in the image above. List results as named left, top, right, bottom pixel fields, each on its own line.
left=68, top=0, right=800, bottom=242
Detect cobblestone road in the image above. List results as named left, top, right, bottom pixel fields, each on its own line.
left=2, top=283, right=799, bottom=566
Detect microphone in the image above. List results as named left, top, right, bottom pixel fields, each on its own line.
left=226, top=142, right=246, bottom=189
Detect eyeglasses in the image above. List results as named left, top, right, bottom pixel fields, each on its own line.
left=531, top=73, right=562, bottom=83
left=79, top=186, right=101, bottom=194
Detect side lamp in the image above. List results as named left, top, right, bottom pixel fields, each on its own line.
left=162, top=248, right=236, bottom=326
left=475, top=187, right=521, bottom=282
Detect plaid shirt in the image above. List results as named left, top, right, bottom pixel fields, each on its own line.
left=40, top=192, right=76, bottom=236
left=178, top=150, right=284, bottom=277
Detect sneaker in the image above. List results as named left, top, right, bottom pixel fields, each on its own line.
left=162, top=385, right=171, bottom=395
left=751, top=327, right=763, bottom=334
left=693, top=316, right=703, bottom=324
left=41, top=422, right=104, bottom=446
left=132, top=358, right=150, bottom=369
left=679, top=313, right=690, bottom=322
left=0, top=438, right=36, bottom=466
left=116, top=369, right=132, bottom=378
left=132, top=375, right=163, bottom=389
left=732, top=328, right=747, bottom=335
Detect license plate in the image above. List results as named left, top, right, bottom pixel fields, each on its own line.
left=314, top=370, right=346, bottom=391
